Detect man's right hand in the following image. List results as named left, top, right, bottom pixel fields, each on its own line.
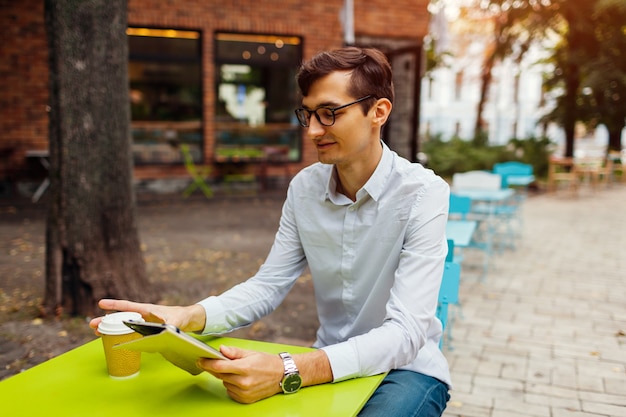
left=88, top=299, right=206, bottom=335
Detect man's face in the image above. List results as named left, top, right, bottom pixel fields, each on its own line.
left=301, top=71, right=379, bottom=167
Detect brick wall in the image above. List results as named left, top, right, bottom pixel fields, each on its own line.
left=0, top=0, right=49, bottom=180
left=1, top=0, right=429, bottom=183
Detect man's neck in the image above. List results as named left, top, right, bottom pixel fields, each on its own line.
left=335, top=142, right=383, bottom=201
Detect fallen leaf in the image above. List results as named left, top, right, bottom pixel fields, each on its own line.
left=590, top=351, right=600, bottom=357
left=57, top=330, right=68, bottom=337
left=31, top=318, right=43, bottom=325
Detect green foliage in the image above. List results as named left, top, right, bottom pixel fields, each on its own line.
left=507, top=135, right=554, bottom=178
left=422, top=134, right=554, bottom=179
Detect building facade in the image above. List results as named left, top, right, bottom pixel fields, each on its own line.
left=1, top=0, right=430, bottom=194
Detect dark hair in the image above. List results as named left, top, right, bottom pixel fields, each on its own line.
left=296, top=47, right=394, bottom=113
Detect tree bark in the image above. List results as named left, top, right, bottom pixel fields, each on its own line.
left=474, top=54, right=494, bottom=139
left=44, top=0, right=154, bottom=317
left=607, top=128, right=624, bottom=153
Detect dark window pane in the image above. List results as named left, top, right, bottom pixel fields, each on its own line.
left=128, top=28, right=202, bottom=164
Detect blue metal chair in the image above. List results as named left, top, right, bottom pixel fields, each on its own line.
left=449, top=193, right=490, bottom=279
left=492, top=161, right=533, bottom=240
left=446, top=239, right=455, bottom=262
left=437, top=261, right=461, bottom=350
left=492, top=161, right=534, bottom=188
left=453, top=170, right=519, bottom=253
left=449, top=193, right=472, bottom=220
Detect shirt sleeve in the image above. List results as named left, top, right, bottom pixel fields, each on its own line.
left=321, top=177, right=450, bottom=382
left=197, top=184, right=308, bottom=335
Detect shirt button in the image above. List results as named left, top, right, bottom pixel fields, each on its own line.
left=348, top=206, right=355, bottom=212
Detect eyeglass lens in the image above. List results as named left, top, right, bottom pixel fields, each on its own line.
left=295, top=108, right=334, bottom=127
left=294, top=95, right=372, bottom=128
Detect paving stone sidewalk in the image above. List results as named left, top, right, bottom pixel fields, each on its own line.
left=442, top=184, right=626, bottom=417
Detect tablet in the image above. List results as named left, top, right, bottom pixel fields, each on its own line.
left=114, top=320, right=228, bottom=375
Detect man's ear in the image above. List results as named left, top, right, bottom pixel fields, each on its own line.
left=372, top=98, right=392, bottom=127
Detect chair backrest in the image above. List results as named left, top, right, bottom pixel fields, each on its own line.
left=493, top=162, right=533, bottom=188
left=493, top=161, right=533, bottom=176
left=436, top=261, right=461, bottom=335
left=452, top=170, right=501, bottom=191
left=448, top=193, right=472, bottom=220
left=446, top=239, right=455, bottom=262
left=438, top=262, right=460, bottom=306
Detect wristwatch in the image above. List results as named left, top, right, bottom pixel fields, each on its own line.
left=279, top=352, right=302, bottom=394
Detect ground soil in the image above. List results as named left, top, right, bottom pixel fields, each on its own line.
left=0, top=190, right=319, bottom=381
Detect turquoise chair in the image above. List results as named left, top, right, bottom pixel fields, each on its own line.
left=446, top=239, right=455, bottom=262
left=493, top=161, right=533, bottom=240
left=448, top=193, right=491, bottom=279
left=493, top=161, right=534, bottom=188
left=449, top=193, right=472, bottom=220
left=437, top=261, right=461, bottom=349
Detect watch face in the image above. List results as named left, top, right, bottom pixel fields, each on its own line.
left=282, top=373, right=302, bottom=393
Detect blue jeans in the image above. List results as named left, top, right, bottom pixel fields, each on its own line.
left=358, top=370, right=450, bottom=417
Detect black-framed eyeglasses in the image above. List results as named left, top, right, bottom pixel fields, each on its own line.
left=294, top=95, right=372, bottom=128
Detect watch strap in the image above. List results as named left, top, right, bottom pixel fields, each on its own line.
left=279, top=352, right=299, bottom=375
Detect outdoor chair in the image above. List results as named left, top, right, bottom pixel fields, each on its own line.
left=437, top=261, right=461, bottom=350
left=449, top=193, right=472, bottom=220
left=446, top=239, right=455, bottom=262
left=575, top=156, right=613, bottom=190
left=454, top=170, right=520, bottom=252
left=452, top=170, right=502, bottom=191
left=548, top=156, right=580, bottom=194
left=180, top=144, right=213, bottom=198
left=448, top=193, right=490, bottom=280
left=492, top=161, right=532, bottom=232
left=492, top=161, right=534, bottom=189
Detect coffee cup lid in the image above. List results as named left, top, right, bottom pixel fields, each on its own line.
left=97, top=312, right=144, bottom=335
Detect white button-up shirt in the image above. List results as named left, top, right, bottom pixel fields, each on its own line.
left=198, top=143, right=451, bottom=386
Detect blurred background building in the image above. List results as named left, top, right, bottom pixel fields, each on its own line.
left=0, top=0, right=431, bottom=195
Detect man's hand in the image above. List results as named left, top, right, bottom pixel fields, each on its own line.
left=198, top=346, right=333, bottom=404
left=88, top=299, right=206, bottom=334
left=198, top=346, right=284, bottom=403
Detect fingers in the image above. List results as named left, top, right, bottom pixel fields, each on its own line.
left=220, top=345, right=245, bottom=360
left=144, top=311, right=167, bottom=324
left=196, top=346, right=244, bottom=373
left=197, top=349, right=284, bottom=404
left=90, top=299, right=152, bottom=335
left=98, top=299, right=150, bottom=315
left=88, top=316, right=103, bottom=332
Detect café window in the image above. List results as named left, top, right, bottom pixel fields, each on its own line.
left=127, top=27, right=202, bottom=164
left=215, top=32, right=302, bottom=163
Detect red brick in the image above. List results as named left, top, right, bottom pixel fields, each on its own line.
left=1, top=0, right=429, bottom=180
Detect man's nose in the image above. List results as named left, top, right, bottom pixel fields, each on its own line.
left=306, top=115, right=326, bottom=137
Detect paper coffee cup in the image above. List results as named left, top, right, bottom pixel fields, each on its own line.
left=97, top=312, right=144, bottom=379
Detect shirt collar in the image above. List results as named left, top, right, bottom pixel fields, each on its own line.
left=361, top=141, right=393, bottom=202
left=324, top=141, right=393, bottom=203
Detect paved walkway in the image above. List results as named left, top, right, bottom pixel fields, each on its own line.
left=443, top=183, right=626, bottom=417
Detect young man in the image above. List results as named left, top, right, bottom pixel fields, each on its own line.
left=91, top=47, right=451, bottom=416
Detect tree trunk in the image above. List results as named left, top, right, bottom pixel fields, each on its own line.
left=607, top=127, right=624, bottom=153
left=474, top=56, right=494, bottom=139
left=44, top=0, right=154, bottom=317
left=561, top=65, right=580, bottom=158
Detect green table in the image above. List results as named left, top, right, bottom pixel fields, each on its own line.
left=0, top=336, right=385, bottom=417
